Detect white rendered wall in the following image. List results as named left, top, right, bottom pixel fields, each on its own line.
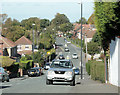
left=109, top=37, right=120, bottom=87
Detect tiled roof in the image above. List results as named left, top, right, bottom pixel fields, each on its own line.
left=73, top=23, right=96, bottom=38
left=15, top=36, right=32, bottom=45
left=0, top=36, right=16, bottom=48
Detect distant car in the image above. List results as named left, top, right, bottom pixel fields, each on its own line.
left=28, top=67, right=41, bottom=77
left=44, top=63, right=50, bottom=70
left=0, top=67, right=9, bottom=82
left=72, top=53, right=78, bottom=59
left=67, top=41, right=71, bottom=44
left=74, top=68, right=80, bottom=75
left=59, top=55, right=65, bottom=60
left=64, top=48, right=69, bottom=52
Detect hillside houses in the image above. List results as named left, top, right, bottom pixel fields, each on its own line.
left=73, top=23, right=96, bottom=44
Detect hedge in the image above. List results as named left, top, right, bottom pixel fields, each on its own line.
left=0, top=56, right=15, bottom=67
left=86, top=60, right=105, bottom=83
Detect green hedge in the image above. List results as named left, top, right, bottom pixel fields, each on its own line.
left=86, top=60, right=105, bottom=83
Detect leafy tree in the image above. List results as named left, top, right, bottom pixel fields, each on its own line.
left=12, top=19, right=20, bottom=26
left=92, top=32, right=101, bottom=46
left=3, top=18, right=12, bottom=28
left=0, top=56, right=15, bottom=67
left=94, top=2, right=120, bottom=51
left=59, top=23, right=73, bottom=33
left=87, top=14, right=95, bottom=24
left=76, top=17, right=87, bottom=24
left=0, top=14, right=8, bottom=24
left=21, top=17, right=40, bottom=31
left=83, top=41, right=100, bottom=59
left=51, top=13, right=70, bottom=26
left=3, top=26, right=30, bottom=42
left=40, top=19, right=50, bottom=28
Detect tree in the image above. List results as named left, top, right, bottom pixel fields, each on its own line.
left=51, top=13, right=70, bottom=26
left=21, top=17, right=40, bottom=31
left=0, top=14, right=8, bottom=24
left=92, top=32, right=101, bottom=46
left=76, top=17, right=87, bottom=24
left=59, top=23, right=73, bottom=33
left=40, top=19, right=50, bottom=28
left=3, top=26, right=30, bottom=42
left=83, top=41, right=100, bottom=60
left=87, top=14, right=95, bottom=24
left=94, top=2, right=120, bottom=51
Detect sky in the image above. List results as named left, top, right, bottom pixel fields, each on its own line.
left=1, top=0, right=94, bottom=23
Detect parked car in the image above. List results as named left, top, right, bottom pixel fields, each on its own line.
left=44, top=63, right=50, bottom=70
left=46, top=59, right=75, bottom=86
left=59, top=54, right=65, bottom=60
left=64, top=48, right=69, bottom=52
left=28, top=67, right=41, bottom=77
left=74, top=68, right=80, bottom=75
left=0, top=67, right=9, bottom=82
left=72, top=53, right=78, bottom=59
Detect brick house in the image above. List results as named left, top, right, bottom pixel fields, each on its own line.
left=73, top=23, right=96, bottom=44
left=15, top=36, right=32, bottom=55
left=0, top=36, right=17, bottom=57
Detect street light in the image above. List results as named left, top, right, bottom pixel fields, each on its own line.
left=32, top=23, right=35, bottom=64
left=78, top=2, right=83, bottom=79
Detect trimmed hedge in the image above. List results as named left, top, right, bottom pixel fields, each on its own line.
left=0, top=56, right=15, bottom=67
left=86, top=60, right=105, bottom=83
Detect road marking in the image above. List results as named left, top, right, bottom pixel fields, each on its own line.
left=59, top=47, right=64, bottom=52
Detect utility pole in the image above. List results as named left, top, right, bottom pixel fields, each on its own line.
left=80, top=2, right=83, bottom=79
left=32, top=23, right=35, bottom=64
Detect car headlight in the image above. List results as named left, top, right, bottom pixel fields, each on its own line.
left=65, top=71, right=73, bottom=75
left=47, top=70, right=54, bottom=75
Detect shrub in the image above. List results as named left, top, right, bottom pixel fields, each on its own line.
left=86, top=60, right=105, bottom=83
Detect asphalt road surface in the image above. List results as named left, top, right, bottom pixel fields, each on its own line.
left=1, top=37, right=118, bottom=93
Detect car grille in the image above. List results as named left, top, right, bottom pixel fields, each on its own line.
left=54, top=77, right=64, bottom=79
left=54, top=71, right=65, bottom=74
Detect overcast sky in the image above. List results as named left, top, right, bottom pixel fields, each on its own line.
left=1, top=1, right=94, bottom=23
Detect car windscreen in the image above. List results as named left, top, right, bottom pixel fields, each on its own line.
left=73, top=54, right=77, bottom=55
left=0, top=67, right=4, bottom=73
left=46, top=64, right=50, bottom=66
left=75, top=69, right=79, bottom=71
left=29, top=69, right=36, bottom=72
left=51, top=61, right=72, bottom=68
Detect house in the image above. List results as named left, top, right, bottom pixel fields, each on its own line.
left=15, top=36, right=33, bottom=55
left=0, top=36, right=17, bottom=57
left=73, top=23, right=96, bottom=44
left=109, top=36, right=120, bottom=87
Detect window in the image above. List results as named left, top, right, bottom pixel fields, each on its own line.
left=25, top=45, right=29, bottom=49
left=17, top=45, right=21, bottom=50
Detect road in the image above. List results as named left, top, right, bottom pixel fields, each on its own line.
left=1, top=37, right=118, bottom=93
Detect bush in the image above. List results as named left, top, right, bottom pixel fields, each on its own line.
left=0, top=56, right=15, bottom=67
left=86, top=60, right=105, bottom=83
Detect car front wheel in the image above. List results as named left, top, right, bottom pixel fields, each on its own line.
left=70, top=78, right=75, bottom=86
left=7, top=79, right=9, bottom=82
left=46, top=79, right=53, bottom=85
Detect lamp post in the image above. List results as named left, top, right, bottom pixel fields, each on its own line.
left=32, top=23, right=35, bottom=64
left=85, top=34, right=88, bottom=63
left=78, top=2, right=83, bottom=79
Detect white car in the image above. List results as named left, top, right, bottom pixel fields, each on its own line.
left=67, top=41, right=71, bottom=44
left=46, top=60, right=75, bottom=86
left=72, top=53, right=78, bottom=59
